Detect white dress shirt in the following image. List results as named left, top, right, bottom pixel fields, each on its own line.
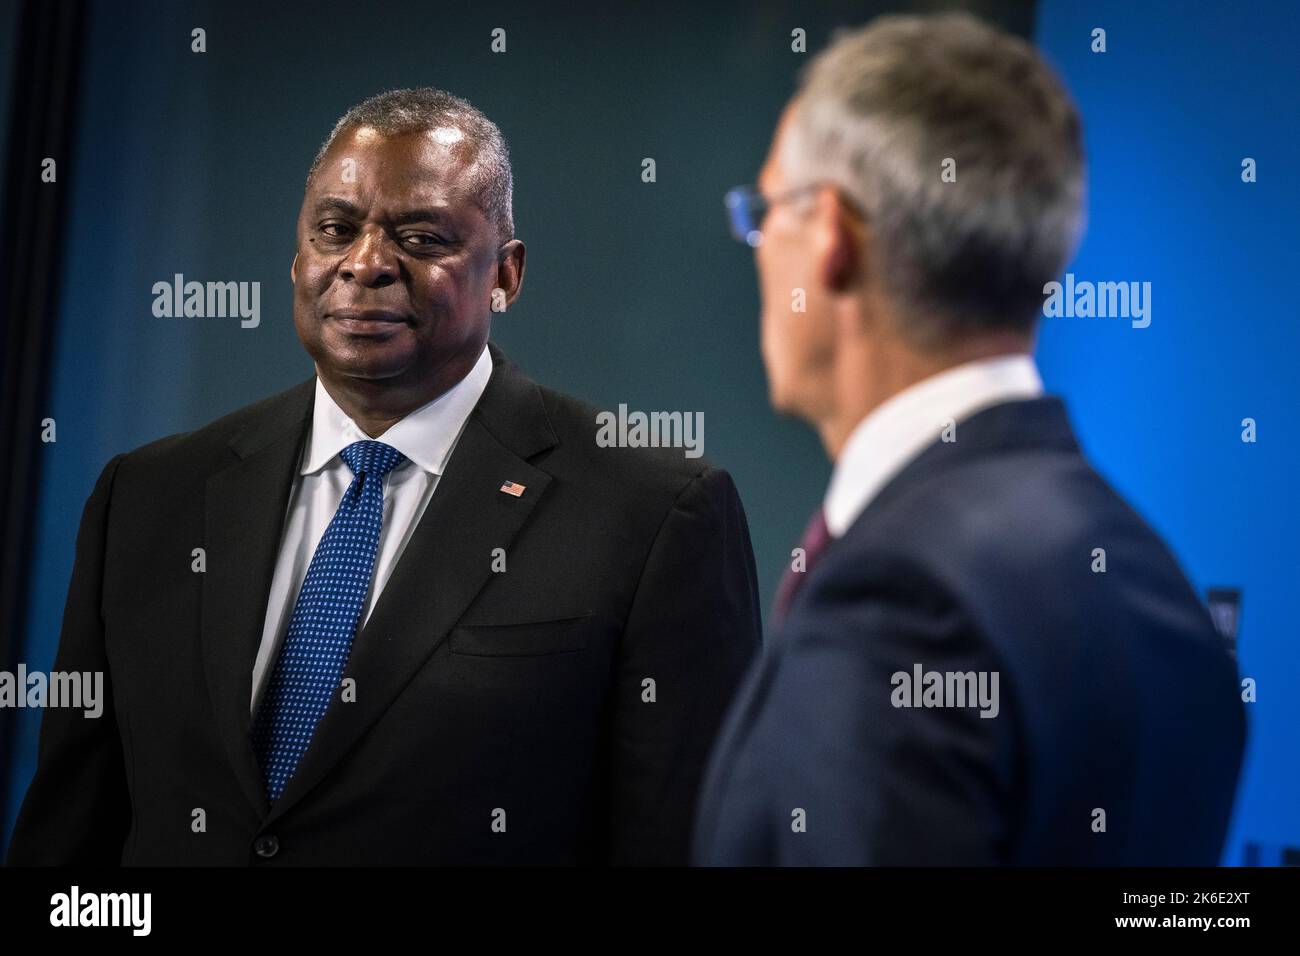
left=823, top=353, right=1044, bottom=538
left=249, top=344, right=493, bottom=714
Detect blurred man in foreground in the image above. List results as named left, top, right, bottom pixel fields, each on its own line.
left=695, top=13, right=1245, bottom=865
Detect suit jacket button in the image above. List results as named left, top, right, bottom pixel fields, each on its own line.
left=253, top=835, right=280, bottom=859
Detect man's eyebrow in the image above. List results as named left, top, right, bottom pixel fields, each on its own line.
left=312, top=196, right=458, bottom=225
left=313, top=196, right=364, bottom=218
left=393, top=207, right=457, bottom=226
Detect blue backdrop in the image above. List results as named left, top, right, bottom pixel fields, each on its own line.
left=1033, top=0, right=1298, bottom=864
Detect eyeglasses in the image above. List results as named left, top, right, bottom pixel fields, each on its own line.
left=723, top=184, right=821, bottom=248
left=724, top=182, right=868, bottom=248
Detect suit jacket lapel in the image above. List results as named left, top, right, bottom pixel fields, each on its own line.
left=201, top=379, right=316, bottom=820
left=264, top=345, right=559, bottom=825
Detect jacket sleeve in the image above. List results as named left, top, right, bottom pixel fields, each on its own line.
left=698, top=551, right=1020, bottom=865
left=608, top=466, right=763, bottom=864
left=6, top=454, right=133, bottom=866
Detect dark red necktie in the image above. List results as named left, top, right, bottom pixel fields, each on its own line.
left=772, top=507, right=832, bottom=627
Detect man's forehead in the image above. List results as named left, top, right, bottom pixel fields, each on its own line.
left=343, top=123, right=468, bottom=152
left=308, top=193, right=461, bottom=221
left=338, top=124, right=470, bottom=152
left=758, top=149, right=781, bottom=193
left=314, top=125, right=475, bottom=186
left=760, top=103, right=798, bottom=191
left=757, top=114, right=792, bottom=193
left=306, top=128, right=479, bottom=211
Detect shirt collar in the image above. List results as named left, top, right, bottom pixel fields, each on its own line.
left=302, top=344, right=493, bottom=477
left=823, top=353, right=1044, bottom=537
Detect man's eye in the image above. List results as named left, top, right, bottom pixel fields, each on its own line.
left=319, top=223, right=351, bottom=238
left=402, top=233, right=444, bottom=247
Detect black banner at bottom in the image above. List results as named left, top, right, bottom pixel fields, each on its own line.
left=0, top=865, right=1288, bottom=940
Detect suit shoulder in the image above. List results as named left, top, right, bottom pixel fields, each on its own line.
left=860, top=446, right=1115, bottom=562
left=535, top=382, right=721, bottom=502
left=827, top=444, right=1204, bottom=634
left=115, top=378, right=314, bottom=476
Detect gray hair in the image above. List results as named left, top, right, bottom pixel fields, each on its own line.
left=308, top=87, right=515, bottom=241
left=782, top=13, right=1086, bottom=346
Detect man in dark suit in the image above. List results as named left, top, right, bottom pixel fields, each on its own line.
left=8, top=88, right=761, bottom=865
left=695, top=14, right=1245, bottom=865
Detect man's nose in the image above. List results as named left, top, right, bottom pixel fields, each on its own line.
left=339, top=226, right=399, bottom=287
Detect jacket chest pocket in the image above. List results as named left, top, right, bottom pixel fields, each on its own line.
left=448, top=614, right=592, bottom=657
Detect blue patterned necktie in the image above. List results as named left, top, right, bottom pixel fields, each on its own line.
left=251, top=439, right=407, bottom=803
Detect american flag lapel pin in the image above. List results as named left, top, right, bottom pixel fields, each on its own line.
left=499, top=480, right=526, bottom=498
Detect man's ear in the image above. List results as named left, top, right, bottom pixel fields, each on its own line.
left=817, top=191, right=865, bottom=294
left=290, top=252, right=299, bottom=283
left=494, top=240, right=527, bottom=309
